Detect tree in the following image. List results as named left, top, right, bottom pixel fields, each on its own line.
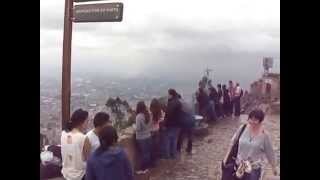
left=105, top=97, right=131, bottom=131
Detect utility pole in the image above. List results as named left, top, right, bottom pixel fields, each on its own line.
left=61, top=0, right=73, bottom=130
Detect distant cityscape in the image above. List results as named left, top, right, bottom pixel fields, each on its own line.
left=40, top=61, right=279, bottom=145
left=40, top=74, right=197, bottom=144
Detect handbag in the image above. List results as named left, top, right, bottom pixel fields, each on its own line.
left=221, top=124, right=247, bottom=180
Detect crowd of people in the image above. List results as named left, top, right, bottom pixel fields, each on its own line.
left=50, top=88, right=196, bottom=180
left=195, top=79, right=244, bottom=122
left=40, top=79, right=278, bottom=180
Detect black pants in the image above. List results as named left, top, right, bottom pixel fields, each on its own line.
left=150, top=131, right=160, bottom=166
left=215, top=102, right=224, bottom=118
left=177, top=128, right=193, bottom=153
left=223, top=102, right=232, bottom=116
left=234, top=97, right=241, bottom=117
left=229, top=99, right=234, bottom=115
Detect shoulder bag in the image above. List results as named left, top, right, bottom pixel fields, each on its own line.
left=221, top=124, right=247, bottom=180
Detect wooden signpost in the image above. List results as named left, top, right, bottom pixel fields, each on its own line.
left=61, top=0, right=123, bottom=130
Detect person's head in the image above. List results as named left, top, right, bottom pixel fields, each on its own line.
left=198, top=81, right=205, bottom=90
left=202, top=76, right=208, bottom=84
left=168, top=89, right=178, bottom=99
left=222, top=84, right=227, bottom=90
left=217, top=84, right=222, bottom=89
left=67, top=108, right=89, bottom=132
left=236, top=82, right=240, bottom=87
left=150, top=98, right=162, bottom=122
left=248, top=109, right=265, bottom=127
left=93, top=112, right=111, bottom=132
left=97, top=126, right=118, bottom=152
left=136, top=101, right=150, bottom=124
left=228, top=80, right=233, bottom=87
left=212, top=87, right=217, bottom=92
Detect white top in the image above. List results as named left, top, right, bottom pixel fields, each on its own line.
left=86, top=129, right=100, bottom=154
left=231, top=125, right=276, bottom=168
left=235, top=86, right=242, bottom=97
left=135, top=113, right=152, bottom=140
left=61, top=130, right=86, bottom=180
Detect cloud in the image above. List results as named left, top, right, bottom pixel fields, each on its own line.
left=40, top=0, right=280, bottom=87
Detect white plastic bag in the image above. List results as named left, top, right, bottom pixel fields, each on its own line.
left=40, top=151, right=53, bottom=165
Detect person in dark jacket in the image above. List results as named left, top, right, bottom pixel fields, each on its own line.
left=208, top=86, right=219, bottom=121
left=222, top=84, right=232, bottom=117
left=177, top=95, right=195, bottom=155
left=217, top=84, right=225, bottom=118
left=85, top=126, right=133, bottom=180
left=163, top=89, right=182, bottom=159
left=196, top=83, right=210, bottom=117
left=197, top=83, right=216, bottom=122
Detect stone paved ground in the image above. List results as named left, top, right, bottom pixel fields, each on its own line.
left=149, top=108, right=280, bottom=180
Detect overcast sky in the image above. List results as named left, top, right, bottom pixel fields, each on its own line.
left=40, top=0, right=280, bottom=88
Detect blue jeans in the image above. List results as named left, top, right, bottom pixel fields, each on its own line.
left=242, top=168, right=261, bottom=180
left=137, top=137, right=152, bottom=170
left=163, top=127, right=181, bottom=159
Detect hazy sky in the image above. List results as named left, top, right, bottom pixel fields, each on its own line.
left=40, top=0, right=280, bottom=88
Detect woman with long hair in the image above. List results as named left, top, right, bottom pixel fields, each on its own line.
left=149, top=98, right=163, bottom=166
left=135, top=101, right=152, bottom=174
left=61, top=108, right=89, bottom=180
left=85, top=126, right=133, bottom=180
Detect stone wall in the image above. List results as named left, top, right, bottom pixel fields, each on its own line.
left=250, top=74, right=280, bottom=101
left=118, top=127, right=140, bottom=171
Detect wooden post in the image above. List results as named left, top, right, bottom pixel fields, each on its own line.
left=61, top=0, right=73, bottom=130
